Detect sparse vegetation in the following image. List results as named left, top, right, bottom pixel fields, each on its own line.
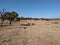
left=0, top=20, right=60, bottom=45
left=32, top=23, right=35, bottom=25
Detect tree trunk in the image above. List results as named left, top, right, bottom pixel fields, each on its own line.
left=10, top=21, right=12, bottom=26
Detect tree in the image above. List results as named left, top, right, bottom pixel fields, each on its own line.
left=3, top=11, right=19, bottom=25
left=0, top=9, right=6, bottom=26
left=0, top=9, right=19, bottom=26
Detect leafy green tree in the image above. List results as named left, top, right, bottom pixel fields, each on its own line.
left=3, top=11, right=19, bottom=25
left=0, top=8, right=19, bottom=26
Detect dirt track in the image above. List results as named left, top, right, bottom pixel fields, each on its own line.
left=0, top=20, right=60, bottom=45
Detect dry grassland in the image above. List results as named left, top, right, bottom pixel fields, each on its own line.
left=0, top=20, right=60, bottom=45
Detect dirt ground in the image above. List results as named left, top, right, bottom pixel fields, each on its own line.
left=0, top=20, right=60, bottom=45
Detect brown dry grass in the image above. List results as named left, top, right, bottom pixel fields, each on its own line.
left=0, top=20, right=60, bottom=45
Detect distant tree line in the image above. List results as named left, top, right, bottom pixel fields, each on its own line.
left=20, top=17, right=40, bottom=20
left=20, top=17, right=60, bottom=20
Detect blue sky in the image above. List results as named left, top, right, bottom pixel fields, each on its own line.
left=0, top=0, right=60, bottom=18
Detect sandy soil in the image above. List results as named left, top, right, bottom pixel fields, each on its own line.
left=0, top=20, right=60, bottom=45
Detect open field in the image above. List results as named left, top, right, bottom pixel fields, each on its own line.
left=0, top=20, right=60, bottom=45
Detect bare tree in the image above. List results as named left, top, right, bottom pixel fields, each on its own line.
left=0, top=9, right=6, bottom=26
